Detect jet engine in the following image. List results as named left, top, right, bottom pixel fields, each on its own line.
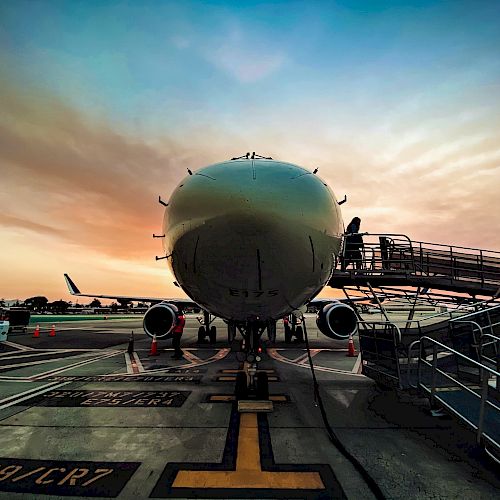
left=316, top=301, right=357, bottom=340
left=143, top=302, right=178, bottom=338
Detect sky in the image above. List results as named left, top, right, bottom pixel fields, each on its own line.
left=1, top=0, right=499, bottom=302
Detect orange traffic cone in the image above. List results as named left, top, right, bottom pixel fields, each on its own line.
left=148, top=334, right=159, bottom=356
left=49, top=324, right=56, bottom=337
left=346, top=334, right=356, bottom=357
left=33, top=324, right=40, bottom=338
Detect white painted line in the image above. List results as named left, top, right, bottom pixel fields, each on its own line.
left=275, top=348, right=348, bottom=352
left=0, top=381, right=63, bottom=405
left=0, top=355, right=89, bottom=371
left=114, top=348, right=230, bottom=375
left=131, top=352, right=144, bottom=373
left=0, top=351, right=92, bottom=361
left=182, top=350, right=203, bottom=363
left=32, top=351, right=120, bottom=380
left=2, top=341, right=36, bottom=351
left=268, top=348, right=365, bottom=378
left=0, top=382, right=71, bottom=410
left=296, top=349, right=321, bottom=365
left=352, top=353, right=362, bottom=374
left=0, top=377, right=33, bottom=382
left=124, top=352, right=133, bottom=374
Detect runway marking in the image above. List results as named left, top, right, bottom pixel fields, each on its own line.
left=45, top=375, right=202, bottom=383
left=293, top=349, right=321, bottom=365
left=127, top=349, right=230, bottom=375
left=268, top=348, right=365, bottom=378
left=181, top=350, right=203, bottom=364
left=132, top=352, right=145, bottom=372
left=0, top=351, right=97, bottom=361
left=0, top=353, right=94, bottom=372
left=352, top=353, right=362, bottom=374
left=207, top=395, right=289, bottom=403
left=0, top=382, right=71, bottom=410
left=171, top=413, right=323, bottom=489
left=26, top=390, right=190, bottom=408
left=2, top=341, right=36, bottom=352
left=216, top=375, right=279, bottom=382
left=220, top=369, right=275, bottom=374
left=0, top=457, right=140, bottom=497
left=151, top=407, right=344, bottom=498
left=124, top=353, right=132, bottom=374
left=32, top=351, right=121, bottom=380
left=125, top=352, right=143, bottom=374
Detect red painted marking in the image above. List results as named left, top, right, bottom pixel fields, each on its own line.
left=129, top=354, right=140, bottom=375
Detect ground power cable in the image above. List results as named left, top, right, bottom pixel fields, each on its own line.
left=301, top=316, right=386, bottom=500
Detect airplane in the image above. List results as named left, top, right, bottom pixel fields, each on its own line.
left=65, top=154, right=362, bottom=398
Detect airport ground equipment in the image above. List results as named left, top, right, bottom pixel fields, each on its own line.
left=0, top=308, right=30, bottom=333
left=0, top=320, right=8, bottom=342
left=330, top=233, right=500, bottom=296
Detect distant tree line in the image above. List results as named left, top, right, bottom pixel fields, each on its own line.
left=1, top=297, right=147, bottom=313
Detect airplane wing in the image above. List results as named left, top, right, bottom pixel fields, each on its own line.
left=64, top=274, right=197, bottom=308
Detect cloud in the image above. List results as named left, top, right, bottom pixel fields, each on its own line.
left=170, top=35, right=191, bottom=50
left=0, top=81, right=202, bottom=260
left=0, top=213, right=65, bottom=237
left=203, top=25, right=288, bottom=83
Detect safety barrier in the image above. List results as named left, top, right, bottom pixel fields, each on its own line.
left=417, top=336, right=500, bottom=458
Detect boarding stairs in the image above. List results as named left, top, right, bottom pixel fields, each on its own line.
left=329, top=234, right=500, bottom=296
left=358, top=305, right=500, bottom=459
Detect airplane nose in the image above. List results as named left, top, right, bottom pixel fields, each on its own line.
left=164, top=159, right=341, bottom=232
left=162, top=159, right=343, bottom=320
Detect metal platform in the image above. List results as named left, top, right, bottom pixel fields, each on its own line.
left=329, top=233, right=500, bottom=296
left=357, top=302, right=500, bottom=459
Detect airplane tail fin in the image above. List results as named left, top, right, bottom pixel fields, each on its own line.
left=64, top=274, right=81, bottom=295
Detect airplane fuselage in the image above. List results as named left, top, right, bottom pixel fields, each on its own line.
left=163, top=159, right=343, bottom=321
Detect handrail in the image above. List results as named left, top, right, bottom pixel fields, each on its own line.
left=449, top=304, right=500, bottom=322
left=418, top=336, right=500, bottom=450
left=407, top=239, right=500, bottom=256
left=357, top=320, right=402, bottom=344
left=353, top=232, right=500, bottom=255
left=450, top=320, right=484, bottom=342
left=419, top=336, right=499, bottom=376
left=407, top=339, right=421, bottom=389
left=482, top=333, right=500, bottom=342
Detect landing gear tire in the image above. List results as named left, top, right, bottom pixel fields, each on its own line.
left=197, top=326, right=206, bottom=343
left=267, top=321, right=276, bottom=343
left=235, top=372, right=248, bottom=400
left=256, top=372, right=269, bottom=400
left=227, top=322, right=236, bottom=343
left=295, top=326, right=304, bottom=343
left=284, top=326, right=292, bottom=343
left=209, top=326, right=217, bottom=344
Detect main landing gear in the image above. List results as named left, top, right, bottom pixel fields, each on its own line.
left=233, top=321, right=269, bottom=401
left=197, top=310, right=217, bottom=344
left=284, top=314, right=304, bottom=344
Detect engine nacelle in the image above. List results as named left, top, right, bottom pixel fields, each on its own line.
left=143, top=302, right=178, bottom=339
left=316, top=301, right=357, bottom=340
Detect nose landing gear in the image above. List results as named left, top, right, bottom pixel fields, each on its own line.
left=234, top=321, right=272, bottom=412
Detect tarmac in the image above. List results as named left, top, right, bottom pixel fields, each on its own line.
left=0, top=314, right=498, bottom=499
